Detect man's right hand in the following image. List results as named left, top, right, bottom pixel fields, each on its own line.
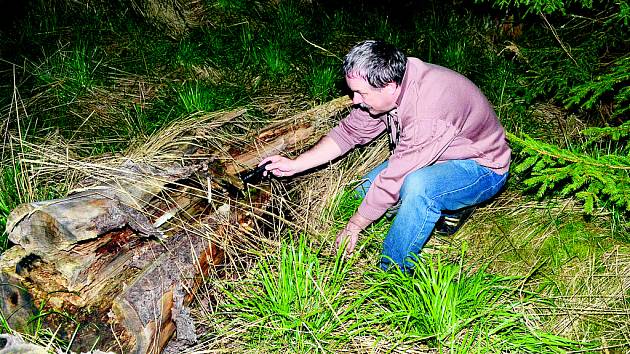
left=259, top=155, right=303, bottom=178
left=258, top=136, right=343, bottom=178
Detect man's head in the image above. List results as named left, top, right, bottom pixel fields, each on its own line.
left=343, top=40, right=407, bottom=116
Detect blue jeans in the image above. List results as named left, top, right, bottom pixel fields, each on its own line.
left=355, top=159, right=508, bottom=271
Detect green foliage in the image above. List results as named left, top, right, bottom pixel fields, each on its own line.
left=476, top=0, right=629, bottom=21
left=328, top=187, right=363, bottom=227
left=582, top=119, right=630, bottom=150
left=213, top=0, right=249, bottom=12
left=366, top=255, right=501, bottom=343
left=0, top=194, right=9, bottom=250
left=325, top=185, right=390, bottom=243
left=0, top=164, right=25, bottom=250
left=365, top=255, right=590, bottom=352
left=373, top=17, right=403, bottom=48
left=262, top=41, right=290, bottom=78
left=176, top=82, right=242, bottom=113
left=475, top=0, right=627, bottom=127
left=176, top=38, right=206, bottom=68
left=565, top=55, right=630, bottom=118
left=509, top=131, right=630, bottom=215
left=0, top=161, right=66, bottom=251
left=238, top=22, right=259, bottom=66
left=540, top=220, right=606, bottom=268
left=478, top=0, right=586, bottom=14
left=304, top=64, right=337, bottom=103
left=220, top=235, right=357, bottom=351
left=619, top=0, right=630, bottom=25
left=516, top=44, right=599, bottom=105
left=30, top=42, right=101, bottom=104
left=411, top=9, right=490, bottom=78
left=275, top=0, right=309, bottom=45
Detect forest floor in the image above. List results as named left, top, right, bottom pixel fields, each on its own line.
left=1, top=0, right=628, bottom=353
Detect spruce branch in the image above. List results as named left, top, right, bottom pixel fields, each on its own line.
left=508, top=132, right=630, bottom=171
left=508, top=131, right=630, bottom=215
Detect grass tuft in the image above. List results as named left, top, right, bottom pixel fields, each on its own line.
left=176, top=82, right=243, bottom=114
left=305, top=64, right=338, bottom=103
left=365, top=254, right=592, bottom=352
left=262, top=41, right=290, bottom=79
left=30, top=42, right=101, bottom=104
left=217, top=235, right=357, bottom=352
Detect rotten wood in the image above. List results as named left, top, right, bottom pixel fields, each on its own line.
left=0, top=98, right=351, bottom=353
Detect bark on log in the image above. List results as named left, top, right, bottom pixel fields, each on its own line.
left=0, top=97, right=351, bottom=353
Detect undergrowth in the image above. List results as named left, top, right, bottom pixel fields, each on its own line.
left=209, top=232, right=595, bottom=352
left=0, top=0, right=628, bottom=351
left=218, top=236, right=354, bottom=352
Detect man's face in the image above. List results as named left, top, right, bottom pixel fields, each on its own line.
left=346, top=75, right=399, bottom=116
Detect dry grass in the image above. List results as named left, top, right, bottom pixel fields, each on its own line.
left=286, top=137, right=389, bottom=237
left=442, top=190, right=630, bottom=348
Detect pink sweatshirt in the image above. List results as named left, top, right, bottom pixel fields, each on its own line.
left=327, top=58, right=511, bottom=221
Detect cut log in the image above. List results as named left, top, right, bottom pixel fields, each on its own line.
left=0, top=98, right=351, bottom=353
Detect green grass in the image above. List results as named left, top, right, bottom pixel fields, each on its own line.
left=0, top=194, right=9, bottom=250
left=325, top=185, right=390, bottom=245
left=0, top=164, right=27, bottom=250
left=365, top=255, right=590, bottom=352
left=211, top=230, right=594, bottom=352
left=176, top=81, right=244, bottom=114
left=29, top=42, right=101, bottom=104
left=305, top=63, right=338, bottom=103
left=275, top=1, right=309, bottom=45
left=176, top=37, right=207, bottom=69
left=0, top=162, right=66, bottom=252
left=540, top=220, right=606, bottom=267
left=218, top=235, right=358, bottom=352
left=262, top=41, right=290, bottom=79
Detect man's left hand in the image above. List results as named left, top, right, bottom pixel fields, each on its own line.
left=335, top=213, right=373, bottom=255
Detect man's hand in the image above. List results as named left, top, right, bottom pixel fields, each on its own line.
left=259, top=155, right=303, bottom=178
left=335, top=213, right=373, bottom=255
left=259, top=136, right=343, bottom=178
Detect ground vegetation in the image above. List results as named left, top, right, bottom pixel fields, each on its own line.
left=0, top=0, right=628, bottom=352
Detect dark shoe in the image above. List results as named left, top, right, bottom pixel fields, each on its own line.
left=435, top=206, right=476, bottom=236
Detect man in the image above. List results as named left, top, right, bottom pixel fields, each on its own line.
left=261, top=40, right=511, bottom=270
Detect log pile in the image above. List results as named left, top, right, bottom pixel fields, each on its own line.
left=0, top=97, right=351, bottom=353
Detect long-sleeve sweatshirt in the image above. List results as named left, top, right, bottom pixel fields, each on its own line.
left=326, top=58, right=511, bottom=221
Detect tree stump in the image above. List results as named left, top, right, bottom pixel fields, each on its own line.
left=0, top=98, right=351, bottom=353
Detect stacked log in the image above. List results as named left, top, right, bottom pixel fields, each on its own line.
left=0, top=97, right=351, bottom=353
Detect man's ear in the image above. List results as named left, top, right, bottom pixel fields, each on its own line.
left=385, top=82, right=398, bottom=95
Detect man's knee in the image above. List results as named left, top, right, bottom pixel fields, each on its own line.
left=399, top=172, right=433, bottom=200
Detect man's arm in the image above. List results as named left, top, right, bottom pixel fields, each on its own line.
left=260, top=136, right=343, bottom=177
left=262, top=136, right=376, bottom=255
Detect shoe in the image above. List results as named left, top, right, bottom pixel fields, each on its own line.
left=435, top=206, right=476, bottom=236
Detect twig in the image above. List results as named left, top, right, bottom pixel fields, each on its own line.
left=540, top=12, right=578, bottom=66
left=299, top=33, right=343, bottom=62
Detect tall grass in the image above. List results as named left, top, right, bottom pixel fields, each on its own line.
left=217, top=235, right=359, bottom=352
left=0, top=193, right=9, bottom=250
left=365, top=255, right=591, bottom=352
left=176, top=82, right=243, bottom=114
left=209, top=234, right=593, bottom=352
left=0, top=157, right=67, bottom=252
left=305, top=64, right=337, bottom=103
left=30, top=42, right=101, bottom=104
left=0, top=162, right=30, bottom=251
left=262, top=41, right=290, bottom=79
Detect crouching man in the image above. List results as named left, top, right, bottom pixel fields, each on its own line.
left=261, top=40, right=511, bottom=271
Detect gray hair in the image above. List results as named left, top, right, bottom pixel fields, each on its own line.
left=343, top=40, right=407, bottom=88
